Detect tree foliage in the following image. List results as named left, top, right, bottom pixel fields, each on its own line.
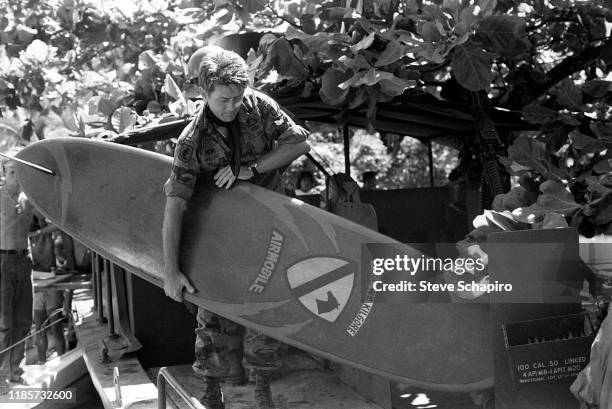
left=0, top=0, right=610, bottom=234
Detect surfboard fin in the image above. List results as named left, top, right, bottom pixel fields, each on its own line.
left=0, top=152, right=56, bottom=176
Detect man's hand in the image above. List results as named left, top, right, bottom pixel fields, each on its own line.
left=164, top=270, right=195, bottom=302
left=214, top=165, right=253, bottom=188
left=214, top=165, right=237, bottom=189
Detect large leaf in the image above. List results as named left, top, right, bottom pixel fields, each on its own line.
left=98, top=97, right=114, bottom=117
left=522, top=105, right=558, bottom=124
left=340, top=69, right=377, bottom=89
left=42, top=67, right=64, bottom=84
left=443, top=0, right=460, bottom=16
left=110, top=107, right=138, bottom=133
left=15, top=24, right=37, bottom=44
left=379, top=75, right=416, bottom=96
left=348, top=86, right=367, bottom=109
left=375, top=39, right=404, bottom=67
left=600, top=35, right=612, bottom=68
left=569, top=130, right=607, bottom=154
left=21, top=39, right=52, bottom=64
left=451, top=45, right=493, bottom=91
left=498, top=155, right=530, bottom=174
left=319, top=69, right=352, bottom=106
left=336, top=54, right=371, bottom=73
left=593, top=159, right=612, bottom=174
left=599, top=174, right=612, bottom=188
left=582, top=80, right=612, bottom=98
left=138, top=50, right=158, bottom=71
left=556, top=78, right=583, bottom=111
left=558, top=113, right=581, bottom=126
left=584, top=184, right=612, bottom=225
left=61, top=108, right=79, bottom=132
left=478, top=0, right=497, bottom=17
left=590, top=122, right=612, bottom=142
left=506, top=135, right=549, bottom=176
left=79, top=70, right=108, bottom=88
left=417, top=43, right=447, bottom=64
left=421, top=22, right=442, bottom=43
left=542, top=212, right=569, bottom=229
left=320, top=7, right=358, bottom=22
left=501, top=186, right=537, bottom=210
left=475, top=15, right=527, bottom=57
left=163, top=74, right=182, bottom=101
left=285, top=26, right=329, bottom=52
left=266, top=38, right=307, bottom=79
left=512, top=204, right=545, bottom=223
left=351, top=32, right=376, bottom=53
left=337, top=68, right=414, bottom=97
left=483, top=209, right=528, bottom=231
left=537, top=180, right=581, bottom=215
left=455, top=5, right=479, bottom=37
left=243, top=0, right=267, bottom=13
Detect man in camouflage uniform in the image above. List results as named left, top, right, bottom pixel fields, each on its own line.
left=162, top=46, right=309, bottom=409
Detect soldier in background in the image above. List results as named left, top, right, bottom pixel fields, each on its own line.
left=0, top=153, right=34, bottom=390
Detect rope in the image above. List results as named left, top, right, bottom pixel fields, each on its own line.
left=0, top=309, right=69, bottom=356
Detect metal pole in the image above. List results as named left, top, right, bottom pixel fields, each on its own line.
left=428, top=140, right=434, bottom=187
left=157, top=367, right=206, bottom=409
left=92, top=251, right=98, bottom=318
left=305, top=153, right=330, bottom=177
left=95, top=253, right=106, bottom=323
left=104, top=258, right=116, bottom=337
left=343, top=124, right=350, bottom=176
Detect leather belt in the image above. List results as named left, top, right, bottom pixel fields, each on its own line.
left=0, top=249, right=28, bottom=255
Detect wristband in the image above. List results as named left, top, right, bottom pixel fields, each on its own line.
left=249, top=161, right=260, bottom=177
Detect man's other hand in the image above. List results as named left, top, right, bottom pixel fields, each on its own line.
left=164, top=271, right=195, bottom=302
left=214, top=165, right=238, bottom=189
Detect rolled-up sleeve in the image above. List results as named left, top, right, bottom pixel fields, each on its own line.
left=259, top=94, right=308, bottom=146
left=164, top=119, right=200, bottom=200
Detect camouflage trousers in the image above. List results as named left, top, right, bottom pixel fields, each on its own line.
left=193, top=307, right=280, bottom=378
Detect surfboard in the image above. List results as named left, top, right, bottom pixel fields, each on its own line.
left=15, top=138, right=493, bottom=392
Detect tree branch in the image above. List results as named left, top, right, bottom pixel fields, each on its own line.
left=264, top=5, right=301, bottom=29
left=528, top=43, right=605, bottom=104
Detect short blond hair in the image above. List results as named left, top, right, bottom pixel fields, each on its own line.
left=196, top=49, right=249, bottom=93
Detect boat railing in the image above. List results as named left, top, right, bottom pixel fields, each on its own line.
left=157, top=366, right=206, bottom=409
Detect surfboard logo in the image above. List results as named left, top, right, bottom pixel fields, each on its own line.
left=286, top=257, right=355, bottom=322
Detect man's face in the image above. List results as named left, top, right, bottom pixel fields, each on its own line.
left=300, top=177, right=313, bottom=191
left=202, top=83, right=245, bottom=122
left=1, top=162, right=18, bottom=190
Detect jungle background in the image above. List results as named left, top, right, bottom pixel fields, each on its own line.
left=1, top=0, right=610, bottom=236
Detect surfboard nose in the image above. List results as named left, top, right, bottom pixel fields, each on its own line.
left=15, top=139, right=65, bottom=223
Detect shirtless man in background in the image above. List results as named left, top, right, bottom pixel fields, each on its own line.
left=0, top=155, right=34, bottom=390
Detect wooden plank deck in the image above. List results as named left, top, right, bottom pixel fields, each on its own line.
left=74, top=286, right=488, bottom=409
left=150, top=365, right=386, bottom=409
left=1, top=349, right=87, bottom=409
left=73, top=289, right=168, bottom=409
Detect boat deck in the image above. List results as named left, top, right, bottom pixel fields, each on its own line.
left=149, top=365, right=386, bottom=409
left=73, top=285, right=484, bottom=409
left=1, top=349, right=86, bottom=409
left=74, top=287, right=392, bottom=409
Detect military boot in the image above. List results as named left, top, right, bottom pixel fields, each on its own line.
left=254, top=370, right=276, bottom=409
left=200, top=376, right=224, bottom=409
left=221, top=352, right=245, bottom=385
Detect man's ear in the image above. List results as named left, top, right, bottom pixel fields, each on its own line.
left=199, top=86, right=208, bottom=100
